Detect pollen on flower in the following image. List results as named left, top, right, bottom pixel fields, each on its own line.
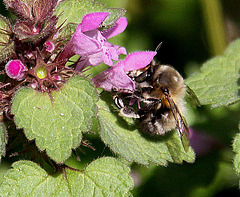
left=36, top=67, right=47, bottom=79
left=5, top=59, right=28, bottom=81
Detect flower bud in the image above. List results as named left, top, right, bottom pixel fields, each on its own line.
left=44, top=41, right=55, bottom=53
left=5, top=60, right=28, bottom=81
left=53, top=74, right=61, bottom=81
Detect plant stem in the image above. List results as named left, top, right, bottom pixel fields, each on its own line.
left=201, top=0, right=227, bottom=56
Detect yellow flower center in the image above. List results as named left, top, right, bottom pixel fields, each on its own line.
left=36, top=67, right=47, bottom=79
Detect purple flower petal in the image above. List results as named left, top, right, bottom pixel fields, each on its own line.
left=102, top=17, right=128, bottom=39
left=124, top=51, right=157, bottom=72
left=72, top=28, right=101, bottom=55
left=75, top=51, right=103, bottom=71
left=92, top=62, right=135, bottom=92
left=102, top=47, right=114, bottom=66
left=75, top=41, right=127, bottom=70
left=116, top=46, right=127, bottom=55
left=92, top=51, right=156, bottom=92
left=57, top=28, right=101, bottom=63
left=59, top=13, right=128, bottom=69
left=109, top=47, right=119, bottom=61
left=81, top=12, right=109, bottom=32
left=75, top=58, right=89, bottom=72
left=101, top=45, right=120, bottom=66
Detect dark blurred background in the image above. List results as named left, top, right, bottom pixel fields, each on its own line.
left=100, top=0, right=240, bottom=75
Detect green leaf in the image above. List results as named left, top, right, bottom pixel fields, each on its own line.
left=0, top=160, right=69, bottom=196
left=0, top=121, right=7, bottom=161
left=0, top=158, right=133, bottom=196
left=58, top=23, right=78, bottom=44
left=0, top=162, right=11, bottom=185
left=232, top=131, right=240, bottom=187
left=67, top=157, right=134, bottom=196
left=0, top=15, right=14, bottom=61
left=233, top=133, right=240, bottom=176
left=97, top=93, right=195, bottom=166
left=11, top=75, right=98, bottom=163
left=0, top=15, right=10, bottom=43
left=55, top=0, right=126, bottom=33
left=186, top=39, right=240, bottom=108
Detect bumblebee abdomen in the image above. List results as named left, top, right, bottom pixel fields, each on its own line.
left=140, top=111, right=175, bottom=135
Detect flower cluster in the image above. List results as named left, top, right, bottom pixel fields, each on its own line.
left=60, top=12, right=157, bottom=91
left=58, top=12, right=128, bottom=70
left=0, top=0, right=156, bottom=112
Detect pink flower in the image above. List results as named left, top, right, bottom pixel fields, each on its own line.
left=92, top=51, right=157, bottom=92
left=5, top=59, right=28, bottom=81
left=59, top=12, right=127, bottom=70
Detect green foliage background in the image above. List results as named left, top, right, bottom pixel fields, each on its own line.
left=1, top=0, right=240, bottom=196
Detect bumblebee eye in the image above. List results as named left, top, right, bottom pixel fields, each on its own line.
left=135, top=71, right=148, bottom=82
left=135, top=68, right=152, bottom=83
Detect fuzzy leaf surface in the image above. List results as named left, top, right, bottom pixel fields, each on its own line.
left=55, top=0, right=126, bottom=33
left=4, top=0, right=58, bottom=21
left=233, top=133, right=240, bottom=176
left=3, top=0, right=33, bottom=20
left=0, top=122, right=7, bottom=160
left=11, top=76, right=98, bottom=163
left=58, top=23, right=78, bottom=44
left=0, top=15, right=14, bottom=61
left=0, top=15, right=10, bottom=43
left=98, top=93, right=195, bottom=166
left=0, top=158, right=133, bottom=196
left=186, top=39, right=240, bottom=108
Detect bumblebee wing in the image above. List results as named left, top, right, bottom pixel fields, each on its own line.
left=185, top=85, right=201, bottom=108
left=166, top=95, right=190, bottom=152
left=180, top=130, right=190, bottom=152
left=177, top=115, right=190, bottom=152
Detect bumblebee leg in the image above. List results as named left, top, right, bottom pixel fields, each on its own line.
left=113, top=95, right=125, bottom=109
left=114, top=96, right=140, bottom=118
left=120, top=107, right=140, bottom=118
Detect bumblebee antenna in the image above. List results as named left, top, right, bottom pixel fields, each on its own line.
left=155, top=42, right=163, bottom=52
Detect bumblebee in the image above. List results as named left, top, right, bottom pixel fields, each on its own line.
left=114, top=60, right=194, bottom=151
